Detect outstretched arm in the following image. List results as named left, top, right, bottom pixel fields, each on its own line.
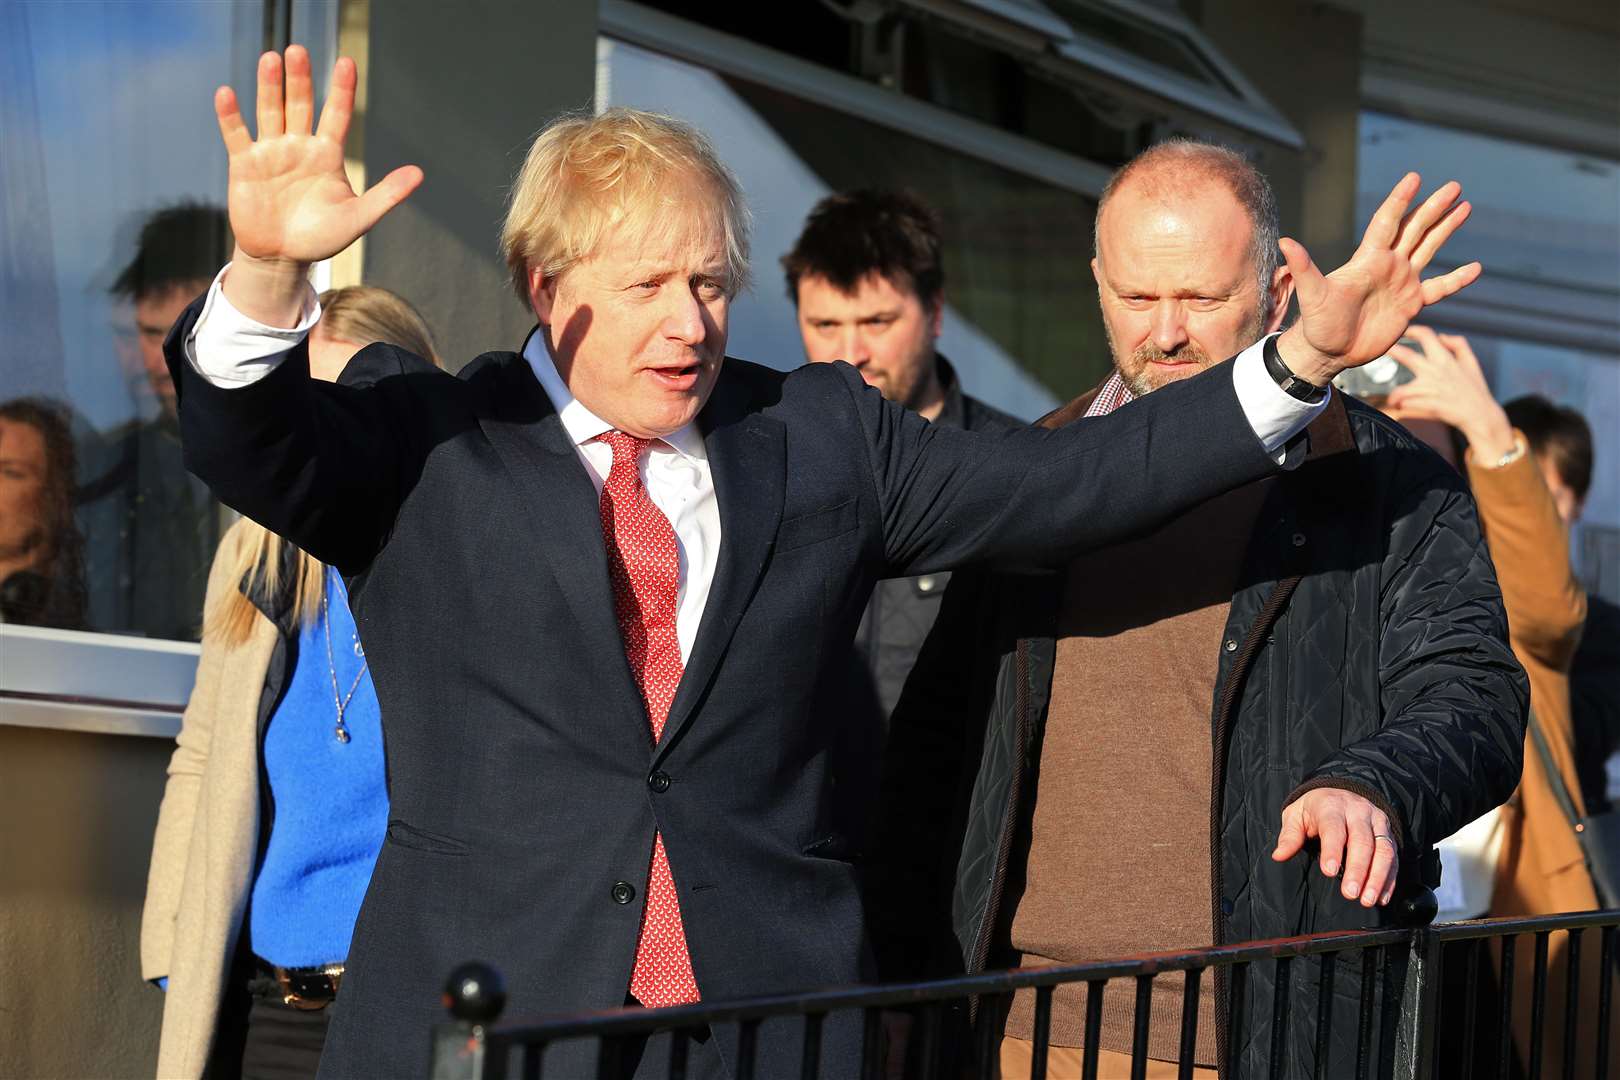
left=864, top=174, right=1486, bottom=578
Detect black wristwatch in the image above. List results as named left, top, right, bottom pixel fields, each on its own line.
left=1263, top=335, right=1329, bottom=403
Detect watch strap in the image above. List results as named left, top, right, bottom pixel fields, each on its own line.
left=1263, top=335, right=1328, bottom=403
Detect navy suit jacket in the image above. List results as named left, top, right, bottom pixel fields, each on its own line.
left=165, top=298, right=1281, bottom=1078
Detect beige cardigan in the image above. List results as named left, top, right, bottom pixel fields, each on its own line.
left=141, top=521, right=281, bottom=1079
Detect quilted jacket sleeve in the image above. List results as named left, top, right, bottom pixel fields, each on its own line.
left=1288, top=449, right=1528, bottom=853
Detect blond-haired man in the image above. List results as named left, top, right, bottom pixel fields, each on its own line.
left=168, top=48, right=1480, bottom=1079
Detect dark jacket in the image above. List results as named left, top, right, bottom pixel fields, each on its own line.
left=870, top=389, right=1528, bottom=1079
left=851, top=355, right=1025, bottom=719
left=1573, top=595, right=1620, bottom=814
left=837, top=357, right=1024, bottom=858
left=76, top=416, right=222, bottom=639
left=166, top=294, right=1289, bottom=1080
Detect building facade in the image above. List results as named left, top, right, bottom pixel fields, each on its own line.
left=0, top=1, right=1614, bottom=1073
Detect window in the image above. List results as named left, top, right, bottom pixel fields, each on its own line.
left=598, top=34, right=1113, bottom=420
left=627, top=0, right=1301, bottom=166
left=1, top=1, right=336, bottom=643
left=1358, top=110, right=1620, bottom=598
left=1359, top=111, right=1619, bottom=300
left=1045, top=0, right=1241, bottom=95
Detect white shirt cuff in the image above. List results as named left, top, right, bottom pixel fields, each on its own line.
left=183, top=263, right=322, bottom=388
left=1231, top=333, right=1329, bottom=464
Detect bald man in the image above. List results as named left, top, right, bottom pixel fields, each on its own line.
left=869, top=141, right=1526, bottom=1078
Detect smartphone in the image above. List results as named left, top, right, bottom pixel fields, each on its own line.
left=1332, top=338, right=1420, bottom=401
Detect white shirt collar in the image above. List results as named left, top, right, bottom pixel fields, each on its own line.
left=520, top=328, right=706, bottom=462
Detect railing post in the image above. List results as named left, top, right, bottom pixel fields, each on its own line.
left=430, top=962, right=508, bottom=1080
left=1393, top=929, right=1440, bottom=1080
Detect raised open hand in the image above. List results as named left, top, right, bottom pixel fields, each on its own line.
left=1276, top=174, right=1481, bottom=385
left=216, top=47, right=421, bottom=268
left=1385, top=327, right=1517, bottom=462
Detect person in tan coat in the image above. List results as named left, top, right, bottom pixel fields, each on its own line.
left=140, top=287, right=437, bottom=1079
left=1387, top=327, right=1610, bottom=1078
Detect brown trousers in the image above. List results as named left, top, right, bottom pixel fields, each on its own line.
left=998, top=1036, right=1218, bottom=1079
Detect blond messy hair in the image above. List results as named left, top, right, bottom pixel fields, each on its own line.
left=500, top=108, right=751, bottom=307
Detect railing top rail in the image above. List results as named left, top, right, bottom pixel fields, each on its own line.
left=1426, top=908, right=1620, bottom=941
left=485, top=925, right=1418, bottom=1044
left=442, top=907, right=1620, bottom=1080
left=476, top=910, right=1620, bottom=1047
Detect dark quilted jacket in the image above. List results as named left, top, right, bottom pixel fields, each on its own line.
left=868, top=392, right=1528, bottom=1079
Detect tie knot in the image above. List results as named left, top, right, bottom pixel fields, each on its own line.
left=599, top=430, right=653, bottom=468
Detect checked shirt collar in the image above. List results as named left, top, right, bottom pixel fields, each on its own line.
left=1084, top=369, right=1137, bottom=419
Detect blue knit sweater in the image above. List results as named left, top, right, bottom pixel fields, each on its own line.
left=249, top=568, right=388, bottom=967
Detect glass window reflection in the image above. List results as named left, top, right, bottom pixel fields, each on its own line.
left=1, top=2, right=263, bottom=638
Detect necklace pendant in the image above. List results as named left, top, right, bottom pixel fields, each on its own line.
left=335, top=724, right=351, bottom=744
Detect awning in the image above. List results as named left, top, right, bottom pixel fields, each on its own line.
left=895, top=0, right=1305, bottom=149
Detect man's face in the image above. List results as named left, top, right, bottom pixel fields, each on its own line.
left=1092, top=181, right=1288, bottom=396
left=130, top=283, right=207, bottom=419
left=0, top=420, right=48, bottom=562
left=795, top=273, right=942, bottom=412
left=529, top=201, right=730, bottom=440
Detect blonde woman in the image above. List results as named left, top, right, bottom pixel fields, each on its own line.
left=141, top=287, right=439, bottom=1079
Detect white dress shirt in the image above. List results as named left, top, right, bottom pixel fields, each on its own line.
left=518, top=331, right=719, bottom=666
left=185, top=268, right=719, bottom=663
left=183, top=269, right=1326, bottom=659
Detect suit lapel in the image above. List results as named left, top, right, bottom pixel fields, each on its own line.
left=658, top=364, right=786, bottom=759
left=475, top=356, right=648, bottom=733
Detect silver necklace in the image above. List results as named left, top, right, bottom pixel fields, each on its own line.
left=322, top=587, right=369, bottom=744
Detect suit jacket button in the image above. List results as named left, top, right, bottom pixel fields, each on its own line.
left=1221, top=897, right=1235, bottom=917
left=648, top=771, right=672, bottom=793
left=611, top=881, right=636, bottom=905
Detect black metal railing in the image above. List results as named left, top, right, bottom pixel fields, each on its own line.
left=428, top=910, right=1620, bottom=1080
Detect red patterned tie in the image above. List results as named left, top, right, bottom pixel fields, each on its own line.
left=596, top=431, right=700, bottom=1008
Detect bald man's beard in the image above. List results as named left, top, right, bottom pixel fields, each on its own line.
left=1107, top=304, right=1267, bottom=398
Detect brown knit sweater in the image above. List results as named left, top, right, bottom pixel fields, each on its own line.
left=1002, top=478, right=1272, bottom=1064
